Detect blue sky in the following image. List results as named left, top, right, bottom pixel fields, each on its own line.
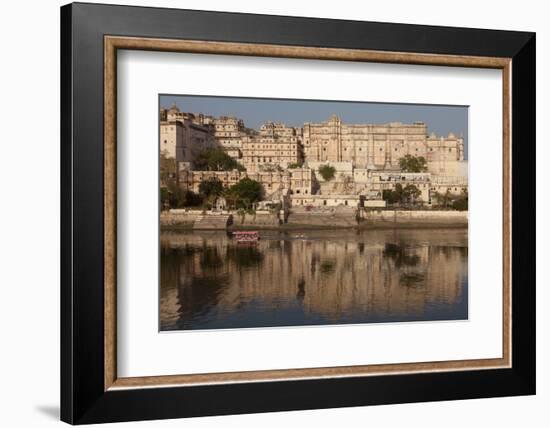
left=160, top=94, right=468, bottom=158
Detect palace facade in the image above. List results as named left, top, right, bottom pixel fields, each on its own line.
left=241, top=122, right=303, bottom=171
left=160, top=105, right=467, bottom=206
left=303, top=114, right=464, bottom=174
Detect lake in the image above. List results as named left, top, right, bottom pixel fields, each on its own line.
left=160, top=228, right=468, bottom=331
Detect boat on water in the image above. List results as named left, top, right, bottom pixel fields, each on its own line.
left=232, top=231, right=260, bottom=243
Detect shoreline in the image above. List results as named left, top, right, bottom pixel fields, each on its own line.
left=160, top=209, right=468, bottom=231
left=161, top=222, right=468, bottom=232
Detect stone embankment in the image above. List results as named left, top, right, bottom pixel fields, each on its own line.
left=193, top=214, right=233, bottom=230
left=160, top=208, right=468, bottom=230
left=230, top=211, right=281, bottom=228
left=160, top=209, right=202, bottom=228
left=160, top=209, right=281, bottom=230
left=286, top=211, right=357, bottom=227
left=360, top=209, right=467, bottom=227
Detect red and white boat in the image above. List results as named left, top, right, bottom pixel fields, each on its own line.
left=232, top=231, right=260, bottom=243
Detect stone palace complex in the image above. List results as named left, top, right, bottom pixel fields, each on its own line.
left=160, top=104, right=468, bottom=208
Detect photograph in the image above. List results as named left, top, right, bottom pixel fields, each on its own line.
left=159, top=95, right=469, bottom=331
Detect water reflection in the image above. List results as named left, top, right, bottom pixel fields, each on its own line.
left=160, top=229, right=468, bottom=331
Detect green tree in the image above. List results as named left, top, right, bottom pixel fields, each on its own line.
left=287, top=162, right=303, bottom=169
left=227, top=178, right=263, bottom=209
left=398, top=155, right=428, bottom=173
left=160, top=181, right=204, bottom=209
left=452, top=188, right=468, bottom=211
left=160, top=180, right=182, bottom=209
left=382, top=183, right=403, bottom=205
left=160, top=186, right=171, bottom=210
left=194, top=148, right=245, bottom=172
left=159, top=153, right=177, bottom=186
left=181, top=190, right=204, bottom=207
left=382, top=183, right=421, bottom=205
left=452, top=198, right=468, bottom=211
left=401, top=184, right=422, bottom=205
left=433, top=189, right=452, bottom=208
left=318, top=164, right=336, bottom=181
left=198, top=177, right=224, bottom=197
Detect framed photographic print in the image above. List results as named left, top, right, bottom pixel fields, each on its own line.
left=60, top=2, right=536, bottom=424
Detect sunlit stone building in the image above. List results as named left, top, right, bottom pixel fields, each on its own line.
left=212, top=116, right=247, bottom=159
left=351, top=170, right=467, bottom=203
left=177, top=165, right=314, bottom=197
left=302, top=114, right=464, bottom=172
left=160, top=106, right=468, bottom=206
left=159, top=104, right=216, bottom=166
left=242, top=121, right=303, bottom=171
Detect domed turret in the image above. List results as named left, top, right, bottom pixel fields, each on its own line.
left=168, top=103, right=180, bottom=114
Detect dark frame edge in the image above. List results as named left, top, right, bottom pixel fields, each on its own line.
left=61, top=3, right=74, bottom=425
left=510, top=32, right=536, bottom=394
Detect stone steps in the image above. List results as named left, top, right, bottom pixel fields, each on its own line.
left=193, top=214, right=233, bottom=230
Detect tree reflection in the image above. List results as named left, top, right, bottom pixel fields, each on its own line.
left=320, top=260, right=335, bottom=275
left=226, top=245, right=264, bottom=268
left=296, top=278, right=306, bottom=301
left=176, top=274, right=230, bottom=328
left=199, top=246, right=224, bottom=270
left=383, top=243, right=421, bottom=267
left=400, top=272, right=425, bottom=287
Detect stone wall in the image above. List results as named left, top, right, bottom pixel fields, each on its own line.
left=362, top=209, right=467, bottom=226
left=160, top=208, right=467, bottom=229
left=160, top=210, right=203, bottom=227
left=231, top=210, right=281, bottom=227
left=287, top=210, right=358, bottom=227
left=286, top=209, right=467, bottom=228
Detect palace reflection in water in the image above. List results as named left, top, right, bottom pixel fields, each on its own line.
left=160, top=229, right=468, bottom=331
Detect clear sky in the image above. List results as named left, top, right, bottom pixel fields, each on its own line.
left=160, top=94, right=468, bottom=158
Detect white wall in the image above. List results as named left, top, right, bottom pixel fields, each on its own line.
left=0, top=0, right=546, bottom=427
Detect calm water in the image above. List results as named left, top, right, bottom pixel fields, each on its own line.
left=160, top=228, right=468, bottom=331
